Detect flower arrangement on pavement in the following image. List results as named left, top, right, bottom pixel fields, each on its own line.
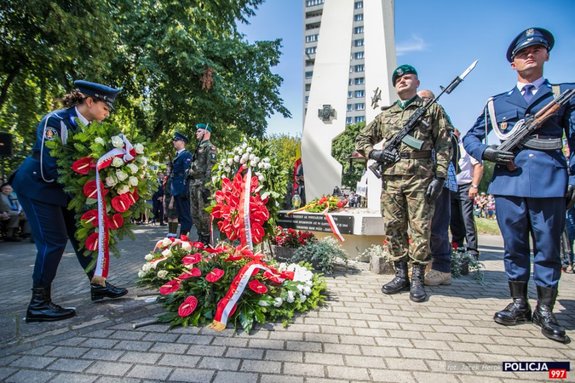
left=47, top=121, right=158, bottom=279
left=139, top=166, right=327, bottom=332
left=271, top=226, right=317, bottom=249
left=293, top=195, right=348, bottom=213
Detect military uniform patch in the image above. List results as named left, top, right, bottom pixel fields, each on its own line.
left=44, top=127, right=59, bottom=141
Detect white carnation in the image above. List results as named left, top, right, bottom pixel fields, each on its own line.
left=303, top=285, right=312, bottom=296
left=112, top=157, right=124, bottom=168
left=134, top=143, right=145, bottom=154
left=111, top=135, right=124, bottom=148
left=181, top=241, right=192, bottom=251
left=300, top=294, right=307, bottom=303
left=240, top=153, right=249, bottom=164
left=157, top=270, right=168, bottom=279
left=127, top=163, right=139, bottom=174
left=161, top=238, right=172, bottom=247
left=227, top=158, right=234, bottom=166
left=138, top=270, right=145, bottom=278
left=105, top=176, right=118, bottom=187
left=144, top=253, right=154, bottom=261
left=142, top=263, right=151, bottom=272
left=116, top=184, right=130, bottom=195
left=258, top=300, right=269, bottom=307
left=258, top=174, right=265, bottom=182
left=249, top=153, right=255, bottom=161
left=246, top=146, right=253, bottom=152
left=116, top=170, right=128, bottom=181
left=286, top=291, right=295, bottom=303
left=161, top=249, right=172, bottom=257
left=129, top=176, right=139, bottom=186
left=273, top=297, right=283, bottom=307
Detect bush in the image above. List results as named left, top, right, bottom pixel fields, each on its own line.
left=290, top=237, right=347, bottom=274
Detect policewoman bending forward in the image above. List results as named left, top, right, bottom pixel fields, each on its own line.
left=12, top=80, right=128, bottom=323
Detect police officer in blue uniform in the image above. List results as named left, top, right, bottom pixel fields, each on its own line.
left=169, top=132, right=193, bottom=237
left=464, top=28, right=575, bottom=343
left=12, top=80, right=128, bottom=323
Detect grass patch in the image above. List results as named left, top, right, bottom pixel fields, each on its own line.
left=476, top=217, right=500, bottom=235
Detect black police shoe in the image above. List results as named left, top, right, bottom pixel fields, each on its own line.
left=494, top=300, right=532, bottom=325
left=91, top=281, right=128, bottom=301
left=26, top=287, right=76, bottom=322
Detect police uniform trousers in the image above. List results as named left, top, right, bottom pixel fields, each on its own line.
left=495, top=195, right=563, bottom=288
left=189, top=184, right=210, bottom=237
left=382, top=175, right=434, bottom=264
left=173, top=194, right=192, bottom=234
left=18, top=194, right=93, bottom=288
left=429, top=186, right=451, bottom=273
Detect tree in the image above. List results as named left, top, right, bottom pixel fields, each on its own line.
left=332, top=123, right=366, bottom=188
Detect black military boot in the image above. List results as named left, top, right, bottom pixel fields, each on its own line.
left=382, top=261, right=410, bottom=294
left=409, top=264, right=427, bottom=302
left=494, top=281, right=532, bottom=326
left=26, top=286, right=76, bottom=322
left=91, top=281, right=128, bottom=302
left=199, top=234, right=211, bottom=246
left=533, top=286, right=569, bottom=343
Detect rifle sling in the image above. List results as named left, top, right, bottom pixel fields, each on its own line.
left=398, top=150, right=432, bottom=159
left=520, top=136, right=562, bottom=150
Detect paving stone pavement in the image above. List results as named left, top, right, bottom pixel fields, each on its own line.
left=0, top=226, right=574, bottom=382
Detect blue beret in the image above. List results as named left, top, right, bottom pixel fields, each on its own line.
left=506, top=27, right=554, bottom=62
left=392, top=65, right=417, bottom=86
left=195, top=123, right=212, bottom=132
left=74, top=80, right=122, bottom=109
left=172, top=132, right=189, bottom=143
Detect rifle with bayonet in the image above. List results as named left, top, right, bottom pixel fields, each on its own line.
left=369, top=60, right=478, bottom=178
left=496, top=88, right=575, bottom=171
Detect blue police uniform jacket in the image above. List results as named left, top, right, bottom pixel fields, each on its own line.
left=463, top=81, right=575, bottom=198
left=170, top=150, right=192, bottom=197
left=11, top=107, right=81, bottom=207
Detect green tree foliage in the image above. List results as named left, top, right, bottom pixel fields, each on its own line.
left=0, top=0, right=291, bottom=176
left=331, top=123, right=366, bottom=188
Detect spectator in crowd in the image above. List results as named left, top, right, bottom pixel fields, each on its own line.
left=152, top=172, right=166, bottom=226
left=0, top=183, right=21, bottom=241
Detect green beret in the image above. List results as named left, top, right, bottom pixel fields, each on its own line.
left=195, top=123, right=212, bottom=132
left=392, top=64, right=417, bottom=86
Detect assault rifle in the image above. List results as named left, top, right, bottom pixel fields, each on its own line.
left=497, top=88, right=575, bottom=171
left=369, top=60, right=478, bottom=178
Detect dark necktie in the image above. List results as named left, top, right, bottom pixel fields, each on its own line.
left=523, top=84, right=534, bottom=103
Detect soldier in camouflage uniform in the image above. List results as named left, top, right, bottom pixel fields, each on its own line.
left=188, top=123, right=217, bottom=245
left=356, top=65, right=452, bottom=302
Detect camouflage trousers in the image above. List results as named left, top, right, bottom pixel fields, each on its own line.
left=381, top=174, right=435, bottom=264
left=189, top=184, right=211, bottom=237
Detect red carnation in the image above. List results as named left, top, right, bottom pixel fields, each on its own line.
left=81, top=209, right=99, bottom=227
left=85, top=232, right=99, bottom=251
left=205, top=268, right=224, bottom=283
left=178, top=296, right=198, bottom=317
left=159, top=280, right=181, bottom=295
left=71, top=157, right=96, bottom=175
left=248, top=279, right=268, bottom=295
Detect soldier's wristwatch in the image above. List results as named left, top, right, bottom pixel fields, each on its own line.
left=471, top=184, right=478, bottom=189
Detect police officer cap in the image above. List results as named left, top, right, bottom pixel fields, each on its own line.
left=74, top=80, right=122, bottom=109
left=195, top=123, right=212, bottom=132
left=392, top=65, right=418, bottom=86
left=506, top=27, right=554, bottom=62
left=173, top=132, right=189, bottom=143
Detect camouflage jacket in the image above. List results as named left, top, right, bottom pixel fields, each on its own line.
left=356, top=96, right=453, bottom=178
left=188, top=140, right=217, bottom=187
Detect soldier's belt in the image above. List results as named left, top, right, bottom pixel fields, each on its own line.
left=399, top=150, right=432, bottom=159
left=521, top=135, right=563, bottom=150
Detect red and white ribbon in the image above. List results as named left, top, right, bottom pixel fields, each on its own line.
left=210, top=260, right=284, bottom=331
left=93, top=134, right=134, bottom=278
left=239, top=167, right=253, bottom=251
left=323, top=208, right=345, bottom=242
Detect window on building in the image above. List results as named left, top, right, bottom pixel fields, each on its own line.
left=348, top=78, right=353, bottom=86
left=347, top=104, right=352, bottom=112
left=306, top=0, right=324, bottom=7
left=348, top=91, right=353, bottom=99
left=305, top=34, right=318, bottom=43
left=354, top=51, right=364, bottom=59
left=354, top=26, right=364, bottom=34
left=305, top=84, right=311, bottom=91
left=305, top=71, right=313, bottom=79
left=354, top=1, right=363, bottom=9
left=355, top=116, right=366, bottom=123
left=346, top=117, right=353, bottom=125
left=354, top=77, right=364, bottom=85
left=305, top=47, right=316, bottom=55
left=354, top=64, right=364, bottom=72
left=354, top=14, right=364, bottom=21
left=355, top=103, right=365, bottom=111
left=354, top=39, right=364, bottom=47
left=355, top=90, right=364, bottom=98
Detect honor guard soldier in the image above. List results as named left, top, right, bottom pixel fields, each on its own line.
left=12, top=80, right=128, bottom=322
left=464, top=27, right=575, bottom=343
left=169, top=132, right=193, bottom=237
left=188, top=123, right=217, bottom=245
left=356, top=65, right=452, bottom=303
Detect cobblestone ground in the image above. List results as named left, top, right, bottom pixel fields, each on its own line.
left=0, top=226, right=574, bottom=382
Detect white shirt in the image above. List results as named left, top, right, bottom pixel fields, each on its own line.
left=517, top=77, right=546, bottom=97
left=75, top=107, right=90, bottom=126
left=456, top=141, right=480, bottom=185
